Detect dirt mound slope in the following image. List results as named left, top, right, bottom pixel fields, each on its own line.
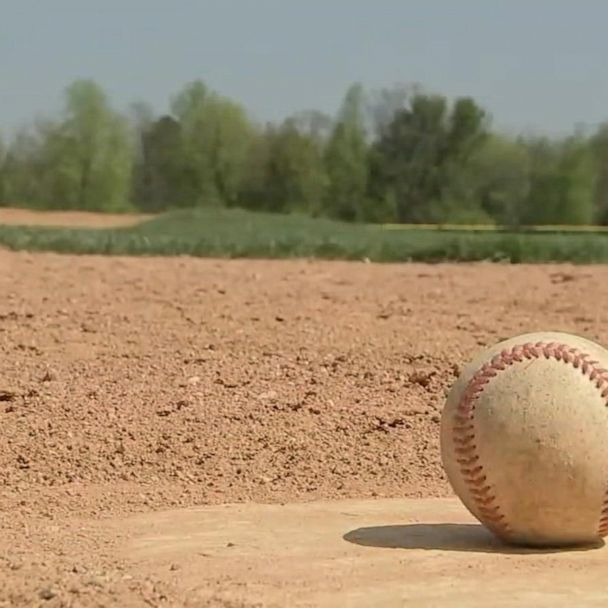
left=2, top=251, right=607, bottom=605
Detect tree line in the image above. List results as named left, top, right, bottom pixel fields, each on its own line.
left=2, top=78, right=608, bottom=226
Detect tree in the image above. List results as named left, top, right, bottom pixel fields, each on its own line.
left=2, top=75, right=602, bottom=228
left=2, top=126, right=50, bottom=207
left=422, top=96, right=490, bottom=223
left=370, top=93, right=446, bottom=222
left=237, top=126, right=273, bottom=211
left=171, top=80, right=254, bottom=207
left=289, top=109, right=334, bottom=141
left=520, top=136, right=595, bottom=225
left=132, top=115, right=184, bottom=211
left=458, top=134, right=530, bottom=226
left=0, top=133, right=5, bottom=204
left=366, top=82, right=420, bottom=139
left=39, top=79, right=134, bottom=211
left=558, top=139, right=596, bottom=225
left=589, top=123, right=608, bottom=224
left=128, top=100, right=155, bottom=208
left=243, top=119, right=327, bottom=214
left=369, top=93, right=488, bottom=223
left=323, top=83, right=370, bottom=220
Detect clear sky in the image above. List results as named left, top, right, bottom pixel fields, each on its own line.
left=2, top=0, right=608, bottom=137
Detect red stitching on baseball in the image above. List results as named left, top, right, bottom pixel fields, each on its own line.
left=453, top=341, right=608, bottom=539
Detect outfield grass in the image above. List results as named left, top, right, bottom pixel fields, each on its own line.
left=1, top=206, right=608, bottom=263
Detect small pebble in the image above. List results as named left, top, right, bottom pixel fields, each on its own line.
left=39, top=587, right=57, bottom=601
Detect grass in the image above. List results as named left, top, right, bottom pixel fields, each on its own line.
left=2, top=206, right=608, bottom=263
left=381, top=222, right=608, bottom=233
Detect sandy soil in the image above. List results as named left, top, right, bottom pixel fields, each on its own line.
left=2, top=251, right=608, bottom=606
left=0, top=207, right=151, bottom=228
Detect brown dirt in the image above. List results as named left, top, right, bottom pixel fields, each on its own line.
left=0, top=207, right=151, bottom=228
left=1, top=251, right=607, bottom=606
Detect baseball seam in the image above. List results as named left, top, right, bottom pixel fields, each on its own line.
left=453, top=341, right=608, bottom=539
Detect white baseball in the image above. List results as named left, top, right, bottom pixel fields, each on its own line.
left=440, top=331, right=608, bottom=547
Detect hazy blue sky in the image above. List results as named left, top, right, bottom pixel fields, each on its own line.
left=2, top=0, right=607, bottom=137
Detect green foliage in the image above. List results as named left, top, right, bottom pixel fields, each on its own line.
left=521, top=136, right=595, bottom=225
left=589, top=123, right=608, bottom=224
left=369, top=93, right=488, bottom=223
left=43, top=80, right=134, bottom=211
left=452, top=134, right=530, bottom=226
left=132, top=115, right=184, bottom=211
left=2, top=128, right=47, bottom=206
left=244, top=119, right=328, bottom=214
left=169, top=80, right=254, bottom=207
left=0, top=132, right=6, bottom=205
left=2, top=77, right=608, bottom=229
left=2, top=81, right=133, bottom=211
left=323, top=84, right=369, bottom=220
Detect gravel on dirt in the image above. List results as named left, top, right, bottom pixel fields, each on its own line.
left=1, top=250, right=606, bottom=605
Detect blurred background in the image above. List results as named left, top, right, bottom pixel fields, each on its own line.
left=3, top=0, right=608, bottom=262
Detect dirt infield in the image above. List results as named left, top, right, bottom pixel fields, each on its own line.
left=0, top=207, right=150, bottom=228
left=2, top=251, right=608, bottom=606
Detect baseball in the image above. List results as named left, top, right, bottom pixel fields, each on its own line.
left=440, top=331, right=608, bottom=547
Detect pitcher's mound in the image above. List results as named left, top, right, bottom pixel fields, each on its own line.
left=113, top=497, right=608, bottom=607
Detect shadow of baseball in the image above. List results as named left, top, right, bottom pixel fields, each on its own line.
left=343, top=523, right=605, bottom=554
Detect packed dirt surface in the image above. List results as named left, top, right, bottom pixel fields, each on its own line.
left=0, top=207, right=151, bottom=228
left=2, top=251, right=608, bottom=606
left=120, top=498, right=608, bottom=607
